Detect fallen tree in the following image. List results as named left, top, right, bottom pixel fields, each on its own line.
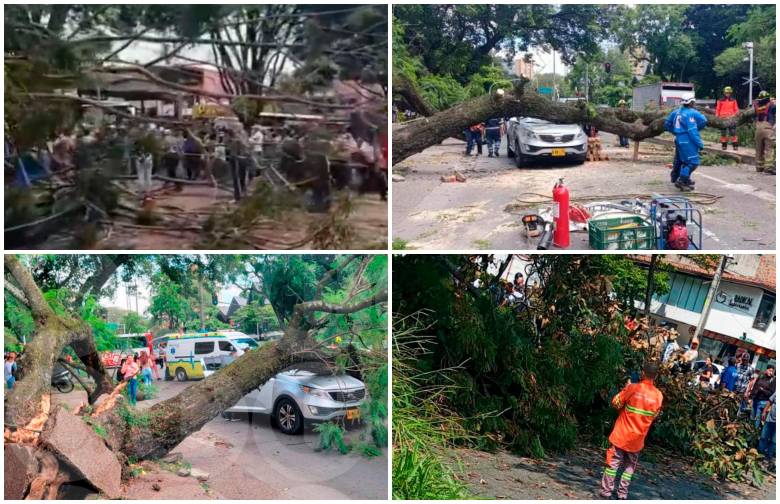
left=392, top=81, right=756, bottom=164
left=4, top=255, right=387, bottom=499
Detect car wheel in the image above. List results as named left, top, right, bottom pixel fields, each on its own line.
left=175, top=367, right=188, bottom=381
left=221, top=411, right=234, bottom=420
left=274, top=397, right=303, bottom=435
left=514, top=142, right=528, bottom=168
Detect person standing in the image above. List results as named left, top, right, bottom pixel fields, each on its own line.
left=750, top=365, right=776, bottom=427
left=720, top=357, right=739, bottom=392
left=598, top=361, right=663, bottom=500
left=465, top=123, right=484, bottom=156
left=485, top=117, right=502, bottom=158
left=715, top=86, right=740, bottom=151
left=661, top=331, right=680, bottom=364
left=121, top=354, right=140, bottom=405
left=664, top=97, right=707, bottom=191
left=138, top=352, right=153, bottom=386
left=759, top=393, right=776, bottom=469
left=699, top=357, right=715, bottom=388
left=5, top=352, right=18, bottom=390
left=617, top=100, right=630, bottom=148
left=753, top=90, right=776, bottom=174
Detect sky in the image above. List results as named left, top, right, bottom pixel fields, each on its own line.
left=104, top=277, right=242, bottom=317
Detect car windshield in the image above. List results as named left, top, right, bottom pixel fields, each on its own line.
left=233, top=338, right=258, bottom=349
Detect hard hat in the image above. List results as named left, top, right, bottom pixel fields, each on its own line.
left=618, top=99, right=627, bottom=106
left=723, top=86, right=733, bottom=94
left=758, top=90, right=770, bottom=99
left=681, top=97, right=696, bottom=105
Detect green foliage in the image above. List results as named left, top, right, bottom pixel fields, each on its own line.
left=392, top=255, right=663, bottom=457
left=148, top=275, right=191, bottom=329
left=80, top=296, right=118, bottom=351
left=392, top=238, right=408, bottom=250
left=118, top=401, right=151, bottom=427
left=232, top=304, right=279, bottom=334
left=314, top=422, right=350, bottom=454
left=392, top=321, right=472, bottom=500
left=138, top=381, right=159, bottom=401
left=122, top=312, right=147, bottom=334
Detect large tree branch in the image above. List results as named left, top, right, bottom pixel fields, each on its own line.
left=5, top=255, right=54, bottom=322
left=392, top=81, right=757, bottom=164
left=73, top=255, right=131, bottom=308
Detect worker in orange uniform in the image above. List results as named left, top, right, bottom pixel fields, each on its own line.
left=598, top=361, right=664, bottom=499
left=716, top=86, right=740, bottom=151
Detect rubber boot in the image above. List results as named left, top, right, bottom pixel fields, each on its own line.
left=733, top=144, right=738, bottom=151
left=722, top=143, right=728, bottom=150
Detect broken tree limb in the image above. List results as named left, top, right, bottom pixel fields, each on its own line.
left=391, top=81, right=757, bottom=164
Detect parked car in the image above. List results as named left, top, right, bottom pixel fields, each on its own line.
left=690, top=360, right=724, bottom=390
left=506, top=117, right=587, bottom=167
left=221, top=364, right=366, bottom=435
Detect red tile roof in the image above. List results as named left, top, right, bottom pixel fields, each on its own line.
left=631, top=255, right=775, bottom=292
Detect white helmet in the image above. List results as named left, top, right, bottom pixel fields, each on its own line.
left=681, top=97, right=696, bottom=105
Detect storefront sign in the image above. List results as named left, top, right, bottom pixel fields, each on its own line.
left=715, top=290, right=755, bottom=312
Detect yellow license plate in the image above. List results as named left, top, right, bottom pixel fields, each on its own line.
left=346, top=408, right=360, bottom=420
left=551, top=148, right=566, bottom=157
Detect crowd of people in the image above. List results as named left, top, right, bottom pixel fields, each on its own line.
left=660, top=331, right=776, bottom=469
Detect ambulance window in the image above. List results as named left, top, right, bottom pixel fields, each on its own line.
left=194, top=342, right=214, bottom=354
left=218, top=341, right=235, bottom=352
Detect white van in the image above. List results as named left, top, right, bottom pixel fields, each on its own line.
left=165, top=333, right=245, bottom=381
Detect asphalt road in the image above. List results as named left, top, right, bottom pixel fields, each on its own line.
left=445, top=445, right=775, bottom=500
left=392, top=134, right=776, bottom=250
left=52, top=380, right=388, bottom=500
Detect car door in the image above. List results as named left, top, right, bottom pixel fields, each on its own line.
left=232, top=375, right=275, bottom=413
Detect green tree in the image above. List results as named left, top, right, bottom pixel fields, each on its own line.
left=148, top=276, right=191, bottom=329
left=122, top=312, right=147, bottom=334
left=714, top=6, right=776, bottom=98
left=233, top=303, right=279, bottom=334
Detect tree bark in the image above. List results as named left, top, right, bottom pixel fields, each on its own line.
left=392, top=82, right=757, bottom=165
left=4, top=257, right=114, bottom=428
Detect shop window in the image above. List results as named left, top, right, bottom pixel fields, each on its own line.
left=752, top=293, right=775, bottom=331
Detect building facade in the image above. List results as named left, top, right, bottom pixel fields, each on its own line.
left=636, top=255, right=776, bottom=369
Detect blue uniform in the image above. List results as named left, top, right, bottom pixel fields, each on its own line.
left=664, top=106, right=707, bottom=185
left=485, top=118, right=502, bottom=156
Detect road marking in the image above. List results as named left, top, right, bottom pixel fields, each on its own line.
left=702, top=227, right=721, bottom=243
left=697, top=173, right=776, bottom=202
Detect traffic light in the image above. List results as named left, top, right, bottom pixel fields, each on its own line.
left=604, top=62, right=611, bottom=73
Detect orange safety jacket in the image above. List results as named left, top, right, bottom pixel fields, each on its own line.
left=608, top=379, right=663, bottom=453
left=715, top=97, right=739, bottom=118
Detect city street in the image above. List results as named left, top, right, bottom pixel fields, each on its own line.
left=52, top=380, right=387, bottom=500
left=392, top=135, right=776, bottom=250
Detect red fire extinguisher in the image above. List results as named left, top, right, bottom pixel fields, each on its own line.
left=552, top=178, right=570, bottom=248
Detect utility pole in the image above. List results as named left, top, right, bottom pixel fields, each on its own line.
left=552, top=50, right=556, bottom=101
left=691, top=255, right=730, bottom=344
left=584, top=63, right=589, bottom=103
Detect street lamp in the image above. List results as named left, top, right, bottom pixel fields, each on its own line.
left=741, top=42, right=756, bottom=105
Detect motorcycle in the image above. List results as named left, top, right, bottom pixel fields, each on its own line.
left=52, top=363, right=74, bottom=394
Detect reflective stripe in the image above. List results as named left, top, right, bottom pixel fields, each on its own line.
left=621, top=472, right=633, bottom=480
left=626, top=404, right=656, bottom=417
left=604, top=468, right=617, bottom=476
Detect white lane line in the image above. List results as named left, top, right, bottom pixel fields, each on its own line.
left=697, top=173, right=776, bottom=202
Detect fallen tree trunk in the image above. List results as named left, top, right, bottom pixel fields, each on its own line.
left=4, top=256, right=387, bottom=498
left=392, top=81, right=757, bottom=164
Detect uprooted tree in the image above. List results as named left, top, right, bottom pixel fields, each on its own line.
left=392, top=81, right=756, bottom=164
left=4, top=254, right=387, bottom=499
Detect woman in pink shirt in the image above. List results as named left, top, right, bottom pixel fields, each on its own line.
left=121, top=355, right=140, bottom=405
